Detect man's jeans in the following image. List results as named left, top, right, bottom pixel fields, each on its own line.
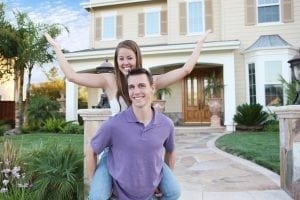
left=89, top=150, right=180, bottom=200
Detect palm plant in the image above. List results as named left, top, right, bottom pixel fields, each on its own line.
left=204, top=72, right=224, bottom=98
left=154, top=87, right=172, bottom=100
left=233, top=103, right=269, bottom=130
left=24, top=143, right=83, bottom=200
left=278, top=75, right=297, bottom=105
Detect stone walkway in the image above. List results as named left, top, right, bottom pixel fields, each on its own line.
left=174, top=131, right=292, bottom=200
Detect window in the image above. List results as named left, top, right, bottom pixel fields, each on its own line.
left=257, top=0, right=280, bottom=23
left=102, top=15, right=116, bottom=40
left=264, top=61, right=283, bottom=106
left=145, top=11, right=160, bottom=36
left=248, top=63, right=256, bottom=104
left=188, top=0, right=204, bottom=34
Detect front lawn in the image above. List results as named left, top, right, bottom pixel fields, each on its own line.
left=0, top=133, right=83, bottom=154
left=215, top=132, right=280, bottom=174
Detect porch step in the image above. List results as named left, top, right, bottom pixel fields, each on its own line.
left=175, top=126, right=225, bottom=135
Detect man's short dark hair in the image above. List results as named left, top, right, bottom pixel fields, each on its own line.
left=126, top=68, right=153, bottom=85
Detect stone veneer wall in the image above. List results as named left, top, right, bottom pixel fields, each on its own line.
left=273, top=105, right=300, bottom=200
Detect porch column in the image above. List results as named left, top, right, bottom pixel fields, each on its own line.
left=77, top=108, right=111, bottom=193
left=66, top=80, right=78, bottom=121
left=223, top=58, right=236, bottom=132
left=273, top=105, right=300, bottom=200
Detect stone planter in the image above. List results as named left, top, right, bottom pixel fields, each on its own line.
left=152, top=99, right=166, bottom=112
left=207, top=98, right=222, bottom=127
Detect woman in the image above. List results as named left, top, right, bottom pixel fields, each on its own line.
left=45, top=29, right=211, bottom=199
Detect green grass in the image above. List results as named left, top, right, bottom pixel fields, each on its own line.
left=0, top=133, right=83, bottom=154
left=215, top=132, right=280, bottom=174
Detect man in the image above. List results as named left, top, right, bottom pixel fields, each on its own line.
left=87, top=68, right=180, bottom=200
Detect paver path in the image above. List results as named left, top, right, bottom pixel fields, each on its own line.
left=174, top=132, right=292, bottom=200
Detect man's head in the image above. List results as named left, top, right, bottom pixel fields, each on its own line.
left=126, top=68, right=154, bottom=109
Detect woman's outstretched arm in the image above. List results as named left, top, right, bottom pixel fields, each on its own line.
left=153, top=29, right=212, bottom=89
left=44, top=33, right=109, bottom=89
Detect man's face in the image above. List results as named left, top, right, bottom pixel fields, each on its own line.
left=127, top=74, right=154, bottom=109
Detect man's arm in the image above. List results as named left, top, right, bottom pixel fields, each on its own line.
left=86, top=143, right=98, bottom=182
left=164, top=151, right=176, bottom=170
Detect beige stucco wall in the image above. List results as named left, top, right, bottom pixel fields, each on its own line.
left=221, top=0, right=300, bottom=49
left=90, top=1, right=168, bottom=49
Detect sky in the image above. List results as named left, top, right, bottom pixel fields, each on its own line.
left=2, top=0, right=90, bottom=83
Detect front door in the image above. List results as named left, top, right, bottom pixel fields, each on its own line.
left=183, top=67, right=223, bottom=124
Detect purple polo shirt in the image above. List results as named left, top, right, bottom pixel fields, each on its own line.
left=91, top=106, right=175, bottom=200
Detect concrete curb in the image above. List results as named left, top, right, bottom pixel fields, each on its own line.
left=207, top=133, right=280, bottom=187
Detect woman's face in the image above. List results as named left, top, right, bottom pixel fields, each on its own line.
left=117, top=47, right=137, bottom=75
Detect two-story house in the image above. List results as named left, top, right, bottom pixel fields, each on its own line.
left=64, top=0, right=299, bottom=131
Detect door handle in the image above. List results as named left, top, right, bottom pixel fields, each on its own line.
left=198, top=100, right=201, bottom=110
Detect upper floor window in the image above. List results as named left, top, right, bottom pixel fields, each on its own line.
left=257, top=0, right=280, bottom=23
left=245, top=0, right=293, bottom=26
left=145, top=11, right=160, bottom=36
left=102, top=15, right=116, bottom=40
left=188, top=0, right=204, bottom=34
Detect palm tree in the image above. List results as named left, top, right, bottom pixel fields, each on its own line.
left=0, top=3, right=63, bottom=129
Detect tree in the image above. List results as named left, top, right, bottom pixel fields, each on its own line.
left=0, top=3, right=64, bottom=130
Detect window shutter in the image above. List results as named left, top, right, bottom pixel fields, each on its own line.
left=282, top=0, right=294, bottom=23
left=205, top=0, right=213, bottom=31
left=95, top=17, right=101, bottom=41
left=179, top=2, right=187, bottom=35
left=160, top=10, right=168, bottom=35
left=245, top=0, right=256, bottom=26
left=116, top=15, right=123, bottom=39
left=138, top=13, right=145, bottom=37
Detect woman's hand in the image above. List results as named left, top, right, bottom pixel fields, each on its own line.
left=196, top=29, right=212, bottom=43
left=44, top=33, right=61, bottom=50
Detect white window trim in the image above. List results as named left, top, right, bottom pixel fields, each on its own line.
left=244, top=48, right=292, bottom=107
left=256, top=0, right=281, bottom=24
left=264, top=60, right=283, bottom=84
left=187, top=0, right=205, bottom=36
left=101, top=12, right=117, bottom=41
left=144, top=7, right=161, bottom=37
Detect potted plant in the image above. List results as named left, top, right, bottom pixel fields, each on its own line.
left=152, top=87, right=172, bottom=112
left=204, top=73, right=224, bottom=127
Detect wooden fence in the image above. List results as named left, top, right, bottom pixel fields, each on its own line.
left=0, top=101, right=15, bottom=126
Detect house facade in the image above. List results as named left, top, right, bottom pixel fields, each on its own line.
left=64, top=0, right=300, bottom=131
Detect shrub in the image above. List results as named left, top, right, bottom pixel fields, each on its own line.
left=24, top=143, right=83, bottom=200
left=0, top=124, right=10, bottom=136
left=41, top=118, right=68, bottom=133
left=233, top=103, right=269, bottom=130
left=61, top=123, right=84, bottom=135
left=27, top=96, right=60, bottom=129
left=263, top=120, right=279, bottom=132
left=0, top=140, right=31, bottom=199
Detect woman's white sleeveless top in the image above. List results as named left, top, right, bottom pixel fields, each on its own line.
left=109, top=96, right=128, bottom=116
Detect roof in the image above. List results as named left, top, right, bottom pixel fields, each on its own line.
left=246, top=34, right=292, bottom=51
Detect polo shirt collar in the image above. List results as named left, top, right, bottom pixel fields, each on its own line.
left=125, top=106, right=160, bottom=125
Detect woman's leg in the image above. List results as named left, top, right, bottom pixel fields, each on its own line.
left=159, top=163, right=181, bottom=200
left=89, top=149, right=112, bottom=200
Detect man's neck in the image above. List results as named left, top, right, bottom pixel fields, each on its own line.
left=132, top=106, right=153, bottom=126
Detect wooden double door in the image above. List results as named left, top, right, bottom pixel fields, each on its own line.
left=183, top=67, right=223, bottom=124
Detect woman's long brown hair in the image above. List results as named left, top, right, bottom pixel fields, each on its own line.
left=114, top=40, right=143, bottom=106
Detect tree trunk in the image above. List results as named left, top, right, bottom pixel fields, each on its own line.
left=14, top=69, right=24, bottom=129
left=24, top=66, right=33, bottom=126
